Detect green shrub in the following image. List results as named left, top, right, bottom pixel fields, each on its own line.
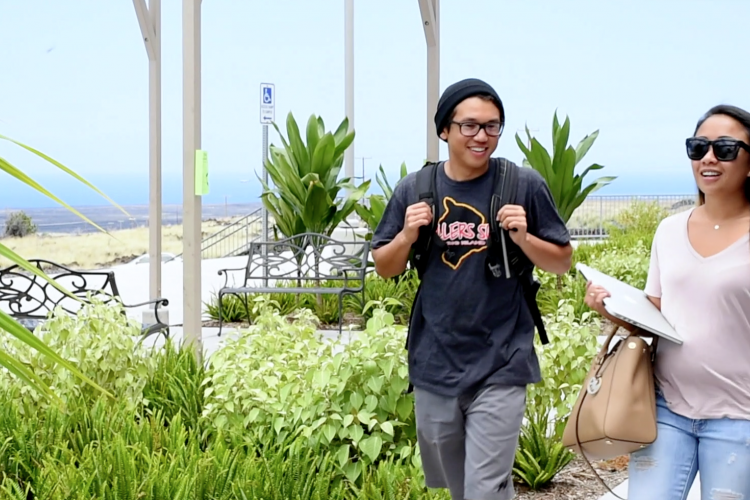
left=142, top=339, right=207, bottom=431
left=0, top=393, right=350, bottom=499
left=606, top=200, right=669, bottom=249
left=537, top=200, right=663, bottom=322
left=513, top=404, right=575, bottom=490
left=527, top=300, right=601, bottom=439
left=205, top=272, right=420, bottom=327
left=346, top=271, right=419, bottom=325
left=0, top=298, right=154, bottom=411
left=202, top=298, right=416, bottom=484
left=351, top=457, right=450, bottom=500
left=0, top=365, right=436, bottom=499
left=3, top=210, right=37, bottom=238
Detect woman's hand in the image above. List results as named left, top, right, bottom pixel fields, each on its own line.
left=584, top=280, right=641, bottom=333
left=584, top=280, right=611, bottom=316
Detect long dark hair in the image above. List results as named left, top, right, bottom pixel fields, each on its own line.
left=692, top=104, right=750, bottom=206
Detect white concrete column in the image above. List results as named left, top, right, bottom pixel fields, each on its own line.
left=132, top=0, right=163, bottom=300
left=419, top=0, right=440, bottom=162
left=182, top=0, right=203, bottom=355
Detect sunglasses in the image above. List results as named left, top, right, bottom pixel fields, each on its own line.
left=685, top=137, right=750, bottom=162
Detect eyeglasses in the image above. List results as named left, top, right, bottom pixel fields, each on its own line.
left=451, top=121, right=504, bottom=138
left=685, top=137, right=750, bottom=162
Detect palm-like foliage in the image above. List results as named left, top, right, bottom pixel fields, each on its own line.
left=515, top=111, right=616, bottom=223
left=0, top=134, right=115, bottom=401
left=355, top=163, right=407, bottom=242
left=259, top=112, right=370, bottom=241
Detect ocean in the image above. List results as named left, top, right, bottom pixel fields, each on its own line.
left=0, top=202, right=263, bottom=235
left=0, top=168, right=698, bottom=235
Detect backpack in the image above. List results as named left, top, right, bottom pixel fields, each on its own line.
left=408, top=157, right=549, bottom=345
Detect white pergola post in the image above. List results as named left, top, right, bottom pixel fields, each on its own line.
left=132, top=0, right=162, bottom=301
left=182, top=0, right=203, bottom=356
left=344, top=0, right=355, bottom=181
left=419, top=0, right=440, bottom=162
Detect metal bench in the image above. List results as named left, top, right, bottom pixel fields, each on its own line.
left=216, top=232, right=369, bottom=335
left=0, top=259, right=170, bottom=339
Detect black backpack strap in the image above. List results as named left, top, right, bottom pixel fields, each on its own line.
left=521, top=272, right=548, bottom=344
left=404, top=161, right=436, bottom=395
left=484, top=158, right=549, bottom=345
left=410, top=161, right=445, bottom=279
left=485, top=158, right=519, bottom=279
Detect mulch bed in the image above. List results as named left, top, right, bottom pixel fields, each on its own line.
left=202, top=314, right=366, bottom=331
left=516, top=456, right=629, bottom=499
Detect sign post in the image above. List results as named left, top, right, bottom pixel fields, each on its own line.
left=259, top=83, right=274, bottom=286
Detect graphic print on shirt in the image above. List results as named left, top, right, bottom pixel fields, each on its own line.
left=436, top=196, right=490, bottom=270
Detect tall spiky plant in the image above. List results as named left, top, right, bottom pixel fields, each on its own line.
left=515, top=111, right=616, bottom=224
left=259, top=112, right=370, bottom=243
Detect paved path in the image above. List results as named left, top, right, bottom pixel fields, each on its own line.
left=599, top=475, right=701, bottom=499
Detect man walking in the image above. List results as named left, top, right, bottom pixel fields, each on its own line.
left=371, top=78, right=572, bottom=500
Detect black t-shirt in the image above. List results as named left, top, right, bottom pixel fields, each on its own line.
left=371, top=160, right=570, bottom=398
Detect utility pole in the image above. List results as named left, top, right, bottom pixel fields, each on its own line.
left=344, top=0, right=355, bottom=184
left=354, top=156, right=371, bottom=183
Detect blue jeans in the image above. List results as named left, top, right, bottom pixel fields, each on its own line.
left=628, top=389, right=750, bottom=500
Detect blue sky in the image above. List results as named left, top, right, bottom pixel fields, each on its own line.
left=2, top=0, right=750, bottom=209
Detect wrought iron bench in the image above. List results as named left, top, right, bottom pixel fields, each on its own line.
left=0, top=259, right=170, bottom=339
left=216, top=232, right=370, bottom=335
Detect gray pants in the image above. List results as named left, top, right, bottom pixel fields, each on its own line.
left=414, top=384, right=526, bottom=500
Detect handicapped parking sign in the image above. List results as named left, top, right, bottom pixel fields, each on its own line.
left=260, top=83, right=275, bottom=124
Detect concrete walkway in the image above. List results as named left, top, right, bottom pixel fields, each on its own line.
left=599, top=476, right=701, bottom=500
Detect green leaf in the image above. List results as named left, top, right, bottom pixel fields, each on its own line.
left=0, top=134, right=129, bottom=218
left=0, top=348, right=57, bottom=403
left=396, top=397, right=413, bottom=421
left=306, top=114, right=322, bottom=159
left=551, top=114, right=571, bottom=181
left=349, top=424, right=364, bottom=443
left=359, top=435, right=383, bottom=462
left=343, top=462, right=362, bottom=483
left=286, top=112, right=310, bottom=175
left=301, top=181, right=333, bottom=232
left=0, top=244, right=79, bottom=301
left=527, top=137, right=554, bottom=183
left=364, top=395, right=378, bottom=412
left=336, top=444, right=350, bottom=468
left=379, top=421, right=395, bottom=436
left=322, top=424, right=337, bottom=443
left=0, top=310, right=111, bottom=400
left=273, top=416, right=284, bottom=434
left=310, top=134, right=336, bottom=179
left=554, top=146, right=578, bottom=217
left=575, top=130, right=600, bottom=166
left=0, top=157, right=109, bottom=234
left=349, top=392, right=364, bottom=411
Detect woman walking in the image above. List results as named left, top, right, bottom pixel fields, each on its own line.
left=585, top=104, right=750, bottom=499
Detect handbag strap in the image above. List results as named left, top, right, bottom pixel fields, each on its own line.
left=573, top=323, right=625, bottom=500
left=572, top=326, right=661, bottom=500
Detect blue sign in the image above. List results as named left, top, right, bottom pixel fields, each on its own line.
left=260, top=83, right=275, bottom=124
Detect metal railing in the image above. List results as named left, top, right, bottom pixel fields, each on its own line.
left=567, top=194, right=696, bottom=238
left=174, top=208, right=270, bottom=260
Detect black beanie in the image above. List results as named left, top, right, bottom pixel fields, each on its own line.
left=434, top=78, right=505, bottom=138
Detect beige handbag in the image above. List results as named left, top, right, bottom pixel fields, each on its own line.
left=562, top=324, right=659, bottom=496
